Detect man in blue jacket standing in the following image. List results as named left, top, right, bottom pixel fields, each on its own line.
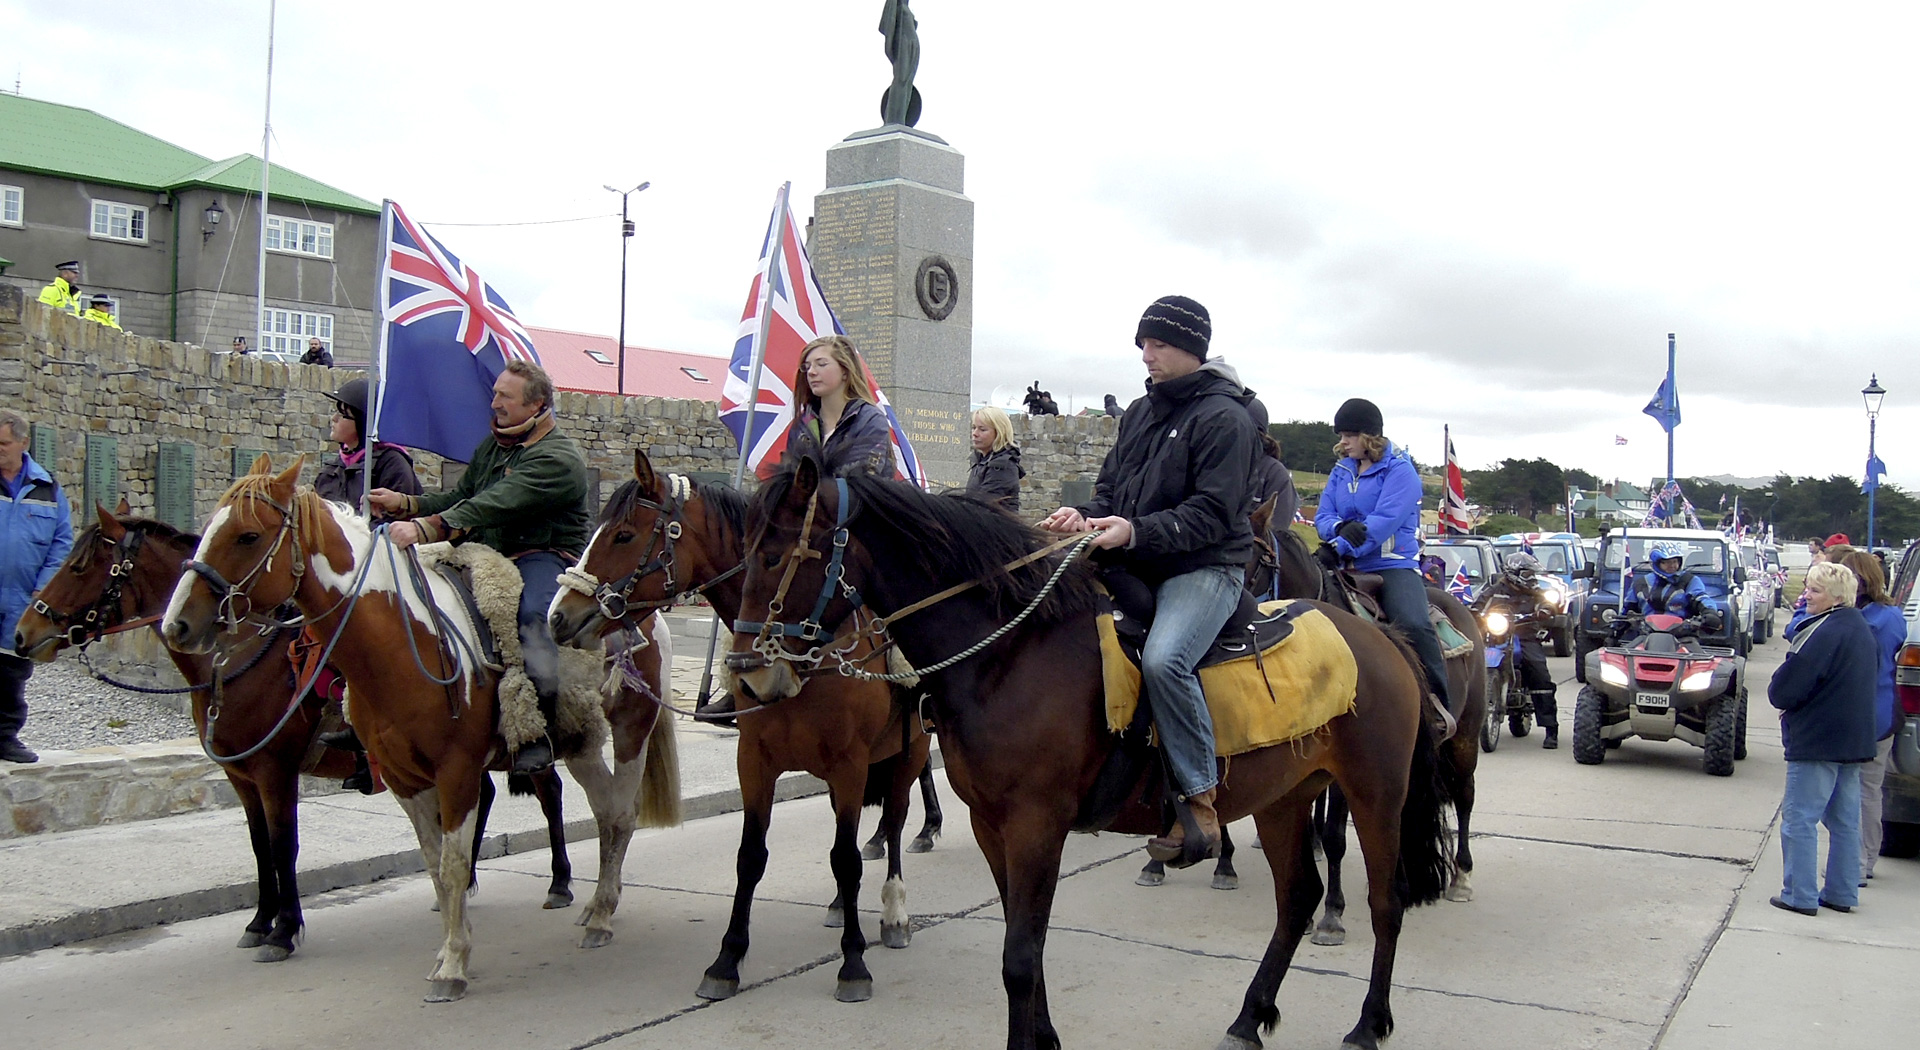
left=1, top=410, right=75, bottom=763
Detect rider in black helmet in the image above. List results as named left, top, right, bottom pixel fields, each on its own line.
left=1489, top=550, right=1560, bottom=748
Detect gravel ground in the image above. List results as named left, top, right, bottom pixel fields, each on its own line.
left=17, top=655, right=199, bottom=751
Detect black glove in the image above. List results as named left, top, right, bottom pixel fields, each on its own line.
left=1335, top=520, right=1368, bottom=548
left=1314, top=543, right=1342, bottom=570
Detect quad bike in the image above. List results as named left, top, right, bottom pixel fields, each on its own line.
left=1574, top=610, right=1748, bottom=776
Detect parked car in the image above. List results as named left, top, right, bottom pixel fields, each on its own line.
left=1574, top=528, right=1750, bottom=682
left=1491, top=532, right=1590, bottom=656
left=1424, top=536, right=1503, bottom=602
left=1883, top=538, right=1920, bottom=859
left=1736, top=540, right=1777, bottom=642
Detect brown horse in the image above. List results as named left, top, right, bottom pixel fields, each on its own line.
left=729, top=461, right=1453, bottom=1050
left=160, top=459, right=678, bottom=1000
left=547, top=448, right=930, bottom=1003
left=13, top=501, right=574, bottom=960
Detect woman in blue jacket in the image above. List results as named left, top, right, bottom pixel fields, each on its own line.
left=1314, top=398, right=1452, bottom=714
left=1835, top=550, right=1905, bottom=881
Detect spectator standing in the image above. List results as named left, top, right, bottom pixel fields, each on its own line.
left=0, top=409, right=76, bottom=764
left=36, top=261, right=82, bottom=317
left=1834, top=550, right=1904, bottom=881
left=1766, top=561, right=1878, bottom=915
left=965, top=405, right=1023, bottom=512
left=231, top=337, right=251, bottom=355
left=299, top=336, right=333, bottom=368
left=81, top=294, right=122, bottom=332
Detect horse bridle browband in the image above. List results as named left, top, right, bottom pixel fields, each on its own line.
left=561, top=474, right=744, bottom=624
left=183, top=491, right=308, bottom=633
left=29, top=525, right=155, bottom=649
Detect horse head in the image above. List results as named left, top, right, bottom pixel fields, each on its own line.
left=163, top=456, right=321, bottom=654
left=15, top=500, right=197, bottom=660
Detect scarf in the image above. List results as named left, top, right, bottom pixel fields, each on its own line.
left=492, top=407, right=551, bottom=448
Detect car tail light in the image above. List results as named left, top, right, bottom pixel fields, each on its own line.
left=1897, top=644, right=1920, bottom=716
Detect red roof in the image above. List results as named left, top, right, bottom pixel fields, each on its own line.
left=525, top=326, right=728, bottom=401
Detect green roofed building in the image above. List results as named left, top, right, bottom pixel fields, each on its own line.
left=0, top=94, right=379, bottom=364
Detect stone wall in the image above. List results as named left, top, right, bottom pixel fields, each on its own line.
left=1007, top=411, right=1120, bottom=512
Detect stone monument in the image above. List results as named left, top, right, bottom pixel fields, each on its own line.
left=808, top=0, right=973, bottom=486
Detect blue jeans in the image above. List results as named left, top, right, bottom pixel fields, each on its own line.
left=516, top=551, right=568, bottom=705
left=1143, top=565, right=1244, bottom=799
left=1378, top=567, right=1451, bottom=709
left=1780, top=760, right=1862, bottom=909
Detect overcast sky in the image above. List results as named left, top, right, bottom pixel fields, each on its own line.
left=8, top=1, right=1916, bottom=487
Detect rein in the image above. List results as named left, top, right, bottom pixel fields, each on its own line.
left=556, top=474, right=746, bottom=624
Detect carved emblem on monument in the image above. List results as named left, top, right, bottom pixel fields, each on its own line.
left=915, top=256, right=958, bottom=320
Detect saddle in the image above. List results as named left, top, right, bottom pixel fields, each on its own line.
left=1098, top=565, right=1295, bottom=669
left=1334, top=569, right=1474, bottom=658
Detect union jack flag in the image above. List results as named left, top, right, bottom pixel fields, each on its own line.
left=1447, top=566, right=1473, bottom=602
left=720, top=185, right=924, bottom=487
left=372, top=200, right=541, bottom=461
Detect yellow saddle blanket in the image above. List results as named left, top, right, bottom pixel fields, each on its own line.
left=1100, top=600, right=1358, bottom=757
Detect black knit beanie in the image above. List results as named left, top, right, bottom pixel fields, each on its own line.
left=1134, top=295, right=1211, bottom=359
left=1332, top=398, right=1384, bottom=436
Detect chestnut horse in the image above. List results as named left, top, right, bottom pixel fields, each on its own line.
left=548, top=449, right=930, bottom=1003
left=161, top=459, right=678, bottom=1001
left=13, top=501, right=574, bottom=962
left=730, top=461, right=1453, bottom=1050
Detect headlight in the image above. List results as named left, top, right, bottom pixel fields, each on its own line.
left=1600, top=661, right=1630, bottom=687
left=1484, top=611, right=1510, bottom=637
left=1540, top=583, right=1565, bottom=609
left=1679, top=669, right=1716, bottom=692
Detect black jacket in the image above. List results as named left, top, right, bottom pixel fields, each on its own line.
left=1769, top=605, right=1878, bottom=763
left=966, top=445, right=1024, bottom=511
left=784, top=399, right=895, bottom=478
left=1251, top=454, right=1297, bottom=532
left=1077, top=360, right=1256, bottom=582
left=314, top=443, right=421, bottom=509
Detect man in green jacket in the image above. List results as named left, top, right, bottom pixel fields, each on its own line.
left=368, top=359, right=590, bottom=773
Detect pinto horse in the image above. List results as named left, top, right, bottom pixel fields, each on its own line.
left=548, top=449, right=930, bottom=1003
left=161, top=459, right=678, bottom=1001
left=14, top=502, right=576, bottom=962
left=729, top=460, right=1453, bottom=1050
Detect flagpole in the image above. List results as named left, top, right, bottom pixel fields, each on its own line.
left=254, top=0, right=275, bottom=360
left=700, top=182, right=793, bottom=707
left=364, top=200, right=395, bottom=521
left=1665, top=332, right=1676, bottom=488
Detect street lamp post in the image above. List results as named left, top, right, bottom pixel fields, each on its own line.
left=1863, top=374, right=1886, bottom=550
left=602, top=181, right=650, bottom=395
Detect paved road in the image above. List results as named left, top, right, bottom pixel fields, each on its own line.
left=3, top=637, right=1912, bottom=1050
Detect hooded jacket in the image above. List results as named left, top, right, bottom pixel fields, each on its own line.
left=1076, top=359, right=1256, bottom=582
left=314, top=442, right=421, bottom=509
left=1768, top=604, right=1878, bottom=763
left=966, top=444, right=1024, bottom=511
left=1, top=453, right=74, bottom=643
left=1315, top=441, right=1422, bottom=574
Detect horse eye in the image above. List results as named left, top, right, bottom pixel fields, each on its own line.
left=613, top=531, right=635, bottom=545
left=237, top=532, right=261, bottom=545
left=762, top=552, right=781, bottom=570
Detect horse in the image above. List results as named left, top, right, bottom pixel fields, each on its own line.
left=1252, top=504, right=1487, bottom=943
left=160, top=458, right=678, bottom=1001
left=12, top=500, right=574, bottom=962
left=728, top=459, right=1454, bottom=1050
left=547, top=449, right=931, bottom=1003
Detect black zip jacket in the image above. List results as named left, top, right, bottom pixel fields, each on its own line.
left=966, top=445, right=1024, bottom=511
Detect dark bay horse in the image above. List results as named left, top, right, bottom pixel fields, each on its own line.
left=547, top=449, right=930, bottom=1003
left=729, top=460, right=1453, bottom=1050
left=161, top=459, right=678, bottom=1000
left=13, top=501, right=573, bottom=962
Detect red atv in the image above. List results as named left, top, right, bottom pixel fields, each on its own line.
left=1573, top=611, right=1748, bottom=776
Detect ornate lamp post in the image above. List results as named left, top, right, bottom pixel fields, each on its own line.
left=1864, top=374, right=1886, bottom=550
left=602, top=181, right=650, bottom=395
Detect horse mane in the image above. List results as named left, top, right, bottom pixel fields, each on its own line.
left=750, top=462, right=1102, bottom=625
left=215, top=473, right=334, bottom=540
left=599, top=476, right=750, bottom=540
left=68, top=515, right=198, bottom=571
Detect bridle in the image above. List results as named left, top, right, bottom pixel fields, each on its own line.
left=557, top=473, right=743, bottom=625
left=182, top=491, right=308, bottom=634
left=27, top=525, right=159, bottom=650
left=733, top=476, right=863, bottom=667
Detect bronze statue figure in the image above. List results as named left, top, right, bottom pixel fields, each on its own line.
left=879, top=0, right=922, bottom=127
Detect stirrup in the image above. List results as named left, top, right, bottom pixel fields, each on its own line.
left=511, top=736, right=556, bottom=773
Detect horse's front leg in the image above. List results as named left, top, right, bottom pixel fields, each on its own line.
left=985, top=809, right=1070, bottom=1050
left=1444, top=737, right=1476, bottom=902
left=879, top=743, right=924, bottom=949
left=1212, top=822, right=1240, bottom=891
left=696, top=759, right=775, bottom=1001
left=1221, top=802, right=1321, bottom=1050
left=256, top=766, right=307, bottom=962
left=827, top=769, right=876, bottom=1002
left=1339, top=779, right=1413, bottom=1050
left=565, top=746, right=642, bottom=948
left=232, top=782, right=278, bottom=950
left=1311, top=787, right=1351, bottom=946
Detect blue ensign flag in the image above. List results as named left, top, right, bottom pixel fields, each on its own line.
left=1864, top=452, right=1888, bottom=493
left=372, top=201, right=541, bottom=461
left=1642, top=372, right=1681, bottom=433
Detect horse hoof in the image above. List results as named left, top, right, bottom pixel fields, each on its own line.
left=695, top=975, right=739, bottom=1002
left=544, top=889, right=575, bottom=910
left=1444, top=882, right=1474, bottom=903
left=1311, top=926, right=1346, bottom=947
left=907, top=831, right=939, bottom=853
left=1216, top=1035, right=1262, bottom=1050
left=1211, top=872, right=1240, bottom=892
left=860, top=841, right=885, bottom=861
left=823, top=907, right=845, bottom=929
left=1135, top=868, right=1166, bottom=888
left=881, top=923, right=911, bottom=949
left=579, top=928, right=613, bottom=950
left=430, top=899, right=440, bottom=913
left=424, top=978, right=468, bottom=1002
left=235, top=931, right=267, bottom=949
left=252, top=944, right=294, bottom=963
left=835, top=978, right=873, bottom=1003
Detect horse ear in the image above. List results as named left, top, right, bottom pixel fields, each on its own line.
left=96, top=502, right=127, bottom=541
left=789, top=456, right=822, bottom=508
left=633, top=447, right=660, bottom=494
left=250, top=452, right=272, bottom=475
left=114, top=496, right=131, bottom=516
left=271, top=454, right=305, bottom=499
left=1251, top=493, right=1277, bottom=538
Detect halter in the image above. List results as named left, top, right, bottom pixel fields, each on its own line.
left=28, top=525, right=157, bottom=649
left=183, top=491, right=308, bottom=634
left=735, top=477, right=861, bottom=662
left=556, top=473, right=745, bottom=624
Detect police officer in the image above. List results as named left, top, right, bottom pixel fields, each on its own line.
left=37, top=262, right=82, bottom=317
left=81, top=294, right=122, bottom=331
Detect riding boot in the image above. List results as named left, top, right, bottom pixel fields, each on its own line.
left=693, top=690, right=739, bottom=728
left=1146, top=789, right=1222, bottom=866
left=1533, top=688, right=1560, bottom=749
left=342, top=752, right=376, bottom=794
left=511, top=692, right=559, bottom=774
left=317, top=727, right=364, bottom=752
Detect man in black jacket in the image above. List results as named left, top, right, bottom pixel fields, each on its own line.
left=1041, top=295, right=1255, bottom=865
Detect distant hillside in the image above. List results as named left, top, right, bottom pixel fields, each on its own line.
left=1693, top=475, right=1775, bottom=490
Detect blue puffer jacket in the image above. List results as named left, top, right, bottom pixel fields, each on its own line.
left=1315, top=441, right=1421, bottom=573
left=2, top=453, right=75, bottom=645
left=1859, top=600, right=1905, bottom=740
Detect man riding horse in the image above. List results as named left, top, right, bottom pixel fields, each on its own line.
left=366, top=359, right=590, bottom=773
left=1040, top=294, right=1257, bottom=864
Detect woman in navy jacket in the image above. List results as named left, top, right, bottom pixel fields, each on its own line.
left=1314, top=398, right=1451, bottom=714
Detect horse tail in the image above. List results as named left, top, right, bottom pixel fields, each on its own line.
left=1371, top=620, right=1455, bottom=906
left=637, top=710, right=682, bottom=828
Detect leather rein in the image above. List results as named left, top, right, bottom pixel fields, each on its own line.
left=558, top=473, right=744, bottom=626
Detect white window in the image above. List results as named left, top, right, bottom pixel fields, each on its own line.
left=0, top=185, right=21, bottom=227
left=679, top=366, right=711, bottom=383
left=264, top=216, right=334, bottom=259
left=258, top=308, right=333, bottom=359
left=585, top=349, right=613, bottom=365
left=90, top=199, right=148, bottom=242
